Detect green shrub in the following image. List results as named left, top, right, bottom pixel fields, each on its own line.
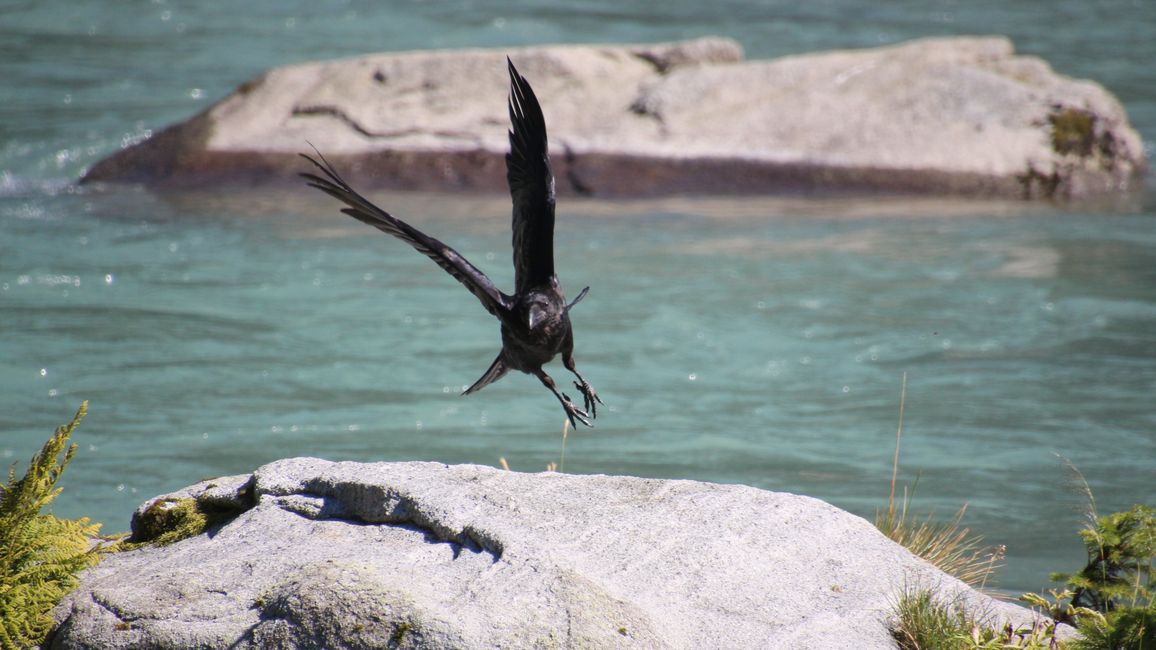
left=1055, top=505, right=1155, bottom=614
left=0, top=402, right=103, bottom=649
left=1018, top=465, right=1156, bottom=650
left=1071, top=604, right=1156, bottom=650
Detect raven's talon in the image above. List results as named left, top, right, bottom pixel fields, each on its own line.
left=573, top=381, right=602, bottom=419
left=562, top=398, right=592, bottom=428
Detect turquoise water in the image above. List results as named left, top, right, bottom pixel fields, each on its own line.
left=3, top=1, right=1155, bottom=597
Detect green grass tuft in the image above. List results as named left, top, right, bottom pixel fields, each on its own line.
left=893, top=587, right=1061, bottom=650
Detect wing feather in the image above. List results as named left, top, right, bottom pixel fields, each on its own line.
left=300, top=150, right=511, bottom=317
left=506, top=58, right=556, bottom=294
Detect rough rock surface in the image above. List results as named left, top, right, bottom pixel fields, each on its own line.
left=82, top=36, right=1145, bottom=199
left=51, top=459, right=1045, bottom=649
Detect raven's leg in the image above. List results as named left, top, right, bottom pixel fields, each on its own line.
left=534, top=368, right=592, bottom=428
left=563, top=351, right=602, bottom=418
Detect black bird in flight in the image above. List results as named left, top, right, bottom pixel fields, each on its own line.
left=300, top=58, right=602, bottom=428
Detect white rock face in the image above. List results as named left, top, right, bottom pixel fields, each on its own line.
left=81, top=36, right=1144, bottom=199
left=51, top=459, right=1043, bottom=649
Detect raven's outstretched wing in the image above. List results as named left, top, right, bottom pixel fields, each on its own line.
left=300, top=150, right=511, bottom=318
left=506, top=58, right=556, bottom=295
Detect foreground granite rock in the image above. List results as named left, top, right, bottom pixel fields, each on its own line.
left=51, top=459, right=1044, bottom=649
left=82, top=36, right=1145, bottom=199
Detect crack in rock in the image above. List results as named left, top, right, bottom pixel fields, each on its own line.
left=292, top=105, right=481, bottom=143
left=90, top=590, right=135, bottom=624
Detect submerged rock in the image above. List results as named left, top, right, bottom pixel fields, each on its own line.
left=51, top=459, right=1043, bottom=649
left=82, top=36, right=1144, bottom=200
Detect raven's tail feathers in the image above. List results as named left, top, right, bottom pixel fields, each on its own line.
left=462, top=354, right=509, bottom=396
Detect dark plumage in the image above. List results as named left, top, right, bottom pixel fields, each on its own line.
left=299, top=58, right=602, bottom=428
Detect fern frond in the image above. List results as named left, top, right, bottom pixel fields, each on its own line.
left=0, top=402, right=104, bottom=649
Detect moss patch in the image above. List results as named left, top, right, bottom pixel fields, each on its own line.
left=129, top=497, right=212, bottom=547
left=125, top=489, right=248, bottom=549
left=1050, top=108, right=1096, bottom=157
left=389, top=620, right=412, bottom=645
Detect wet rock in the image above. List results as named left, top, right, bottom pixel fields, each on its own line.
left=51, top=458, right=1044, bottom=649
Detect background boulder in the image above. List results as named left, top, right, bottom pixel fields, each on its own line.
left=81, top=36, right=1145, bottom=199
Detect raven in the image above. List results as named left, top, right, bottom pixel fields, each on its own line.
left=300, top=58, right=602, bottom=428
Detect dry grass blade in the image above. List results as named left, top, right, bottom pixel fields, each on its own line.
left=875, top=373, right=1005, bottom=588
left=559, top=419, right=570, bottom=473
left=496, top=418, right=572, bottom=474
left=880, top=500, right=1007, bottom=588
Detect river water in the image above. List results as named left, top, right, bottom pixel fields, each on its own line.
left=2, top=0, right=1155, bottom=596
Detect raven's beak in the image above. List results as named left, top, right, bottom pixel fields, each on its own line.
left=528, top=304, right=548, bottom=329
